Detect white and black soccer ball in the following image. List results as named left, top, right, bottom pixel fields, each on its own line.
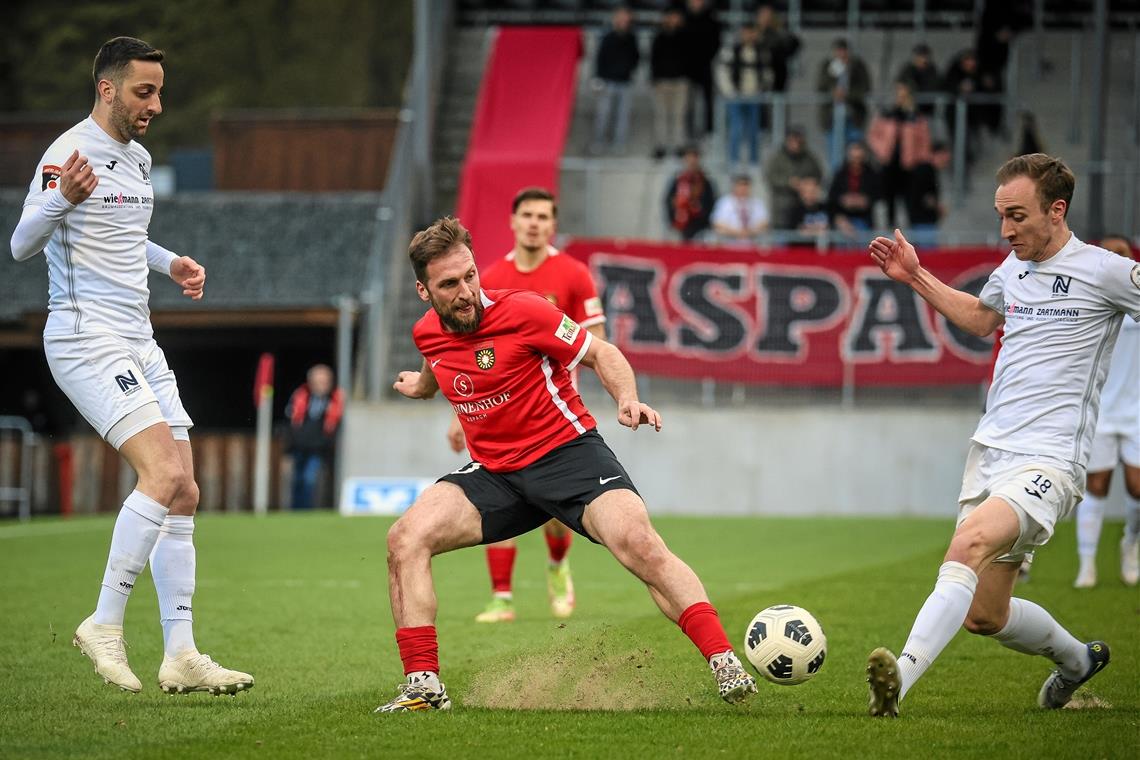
left=743, top=604, right=827, bottom=685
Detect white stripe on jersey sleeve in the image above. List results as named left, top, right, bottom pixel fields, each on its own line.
left=566, top=331, right=592, bottom=371
left=540, top=356, right=587, bottom=435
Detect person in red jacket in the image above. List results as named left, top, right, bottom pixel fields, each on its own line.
left=285, top=364, right=344, bottom=509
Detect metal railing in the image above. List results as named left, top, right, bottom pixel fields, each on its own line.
left=362, top=0, right=454, bottom=401
left=0, top=416, right=34, bottom=522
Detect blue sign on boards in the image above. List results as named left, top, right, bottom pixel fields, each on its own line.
left=339, top=477, right=433, bottom=516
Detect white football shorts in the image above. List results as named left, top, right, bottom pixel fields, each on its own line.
left=44, top=332, right=193, bottom=449
left=957, top=442, right=1084, bottom=563
left=1086, top=429, right=1140, bottom=472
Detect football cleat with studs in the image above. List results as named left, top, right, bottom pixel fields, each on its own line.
left=73, top=615, right=142, bottom=693
left=158, top=650, right=254, bottom=696
left=866, top=647, right=901, bottom=717
left=475, top=596, right=516, bottom=623
left=547, top=560, right=575, bottom=619
left=1038, top=640, right=1110, bottom=709
left=710, top=650, right=758, bottom=704
left=374, top=679, right=452, bottom=712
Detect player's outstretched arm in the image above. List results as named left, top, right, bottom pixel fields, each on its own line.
left=578, top=337, right=662, bottom=432
left=869, top=228, right=1003, bottom=338
left=393, top=359, right=440, bottom=400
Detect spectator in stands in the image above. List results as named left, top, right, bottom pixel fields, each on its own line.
left=827, top=141, right=881, bottom=247
left=591, top=5, right=640, bottom=155
left=665, top=145, right=716, bottom=241
left=816, top=38, right=872, bottom=169
left=905, top=140, right=952, bottom=249
left=896, top=43, right=941, bottom=117
left=976, top=0, right=1031, bottom=133
left=650, top=7, right=689, bottom=160
left=867, top=81, right=932, bottom=227
left=765, top=125, right=824, bottom=231
left=711, top=174, right=770, bottom=247
left=286, top=364, right=343, bottom=510
left=790, top=176, right=830, bottom=245
left=754, top=4, right=800, bottom=95
left=942, top=49, right=990, bottom=166
left=681, top=0, right=722, bottom=140
left=716, top=24, right=765, bottom=166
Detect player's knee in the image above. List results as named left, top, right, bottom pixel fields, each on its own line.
left=612, top=525, right=665, bottom=567
left=945, top=528, right=991, bottom=568
left=386, top=518, right=425, bottom=562
left=170, top=477, right=199, bottom=513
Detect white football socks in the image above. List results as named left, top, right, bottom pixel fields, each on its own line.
left=1075, top=493, right=1105, bottom=561
left=1124, top=493, right=1140, bottom=544
left=990, top=598, right=1088, bottom=681
left=897, top=561, right=978, bottom=701
left=150, top=514, right=198, bottom=657
left=93, top=491, right=168, bottom=626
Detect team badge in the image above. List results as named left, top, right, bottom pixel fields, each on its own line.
left=41, top=164, right=62, bottom=191
left=474, top=347, right=495, bottom=370
left=554, top=315, right=580, bottom=345
left=1131, top=264, right=1140, bottom=290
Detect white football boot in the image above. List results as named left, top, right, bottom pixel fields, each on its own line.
left=1073, top=557, right=1097, bottom=589
left=710, top=650, right=757, bottom=704
left=73, top=614, right=142, bottom=693
left=1121, top=536, right=1139, bottom=586
left=158, top=650, right=254, bottom=695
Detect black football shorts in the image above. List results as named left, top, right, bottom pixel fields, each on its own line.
left=438, top=430, right=639, bottom=544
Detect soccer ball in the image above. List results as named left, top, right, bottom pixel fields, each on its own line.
left=743, top=604, right=827, bottom=685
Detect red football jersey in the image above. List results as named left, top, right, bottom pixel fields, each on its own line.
left=481, top=247, right=606, bottom=330
left=413, top=288, right=597, bottom=472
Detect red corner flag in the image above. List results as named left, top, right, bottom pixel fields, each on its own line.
left=254, top=353, right=275, bottom=407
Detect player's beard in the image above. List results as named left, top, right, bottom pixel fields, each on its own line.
left=436, top=295, right=484, bottom=334
left=110, top=94, right=147, bottom=142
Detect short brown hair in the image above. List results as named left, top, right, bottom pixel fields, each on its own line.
left=995, top=153, right=1075, bottom=217
left=408, top=216, right=473, bottom=283
left=93, top=37, right=164, bottom=88
left=511, top=187, right=558, bottom=217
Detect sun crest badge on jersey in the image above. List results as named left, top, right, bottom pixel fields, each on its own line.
left=555, top=315, right=580, bottom=345
left=41, top=165, right=62, bottom=191
left=474, top=347, right=496, bottom=370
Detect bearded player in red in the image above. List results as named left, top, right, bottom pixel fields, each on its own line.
left=375, top=216, right=756, bottom=712
left=447, top=187, right=606, bottom=624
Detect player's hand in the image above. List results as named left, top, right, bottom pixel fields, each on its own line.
left=59, top=150, right=98, bottom=206
left=869, top=228, right=920, bottom=284
left=446, top=416, right=466, bottom=453
left=394, top=371, right=434, bottom=399
left=618, top=399, right=662, bottom=432
left=170, top=256, right=206, bottom=300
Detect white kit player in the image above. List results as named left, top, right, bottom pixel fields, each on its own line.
left=1073, top=235, right=1140, bottom=588
left=863, top=154, right=1139, bottom=717
left=8, top=37, right=252, bottom=695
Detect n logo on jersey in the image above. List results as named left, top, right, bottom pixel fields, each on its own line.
left=138, top=163, right=150, bottom=183
left=1052, top=275, right=1071, bottom=296
left=474, top=347, right=495, bottom=370
left=41, top=165, right=62, bottom=191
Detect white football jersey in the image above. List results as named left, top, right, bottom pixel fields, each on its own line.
left=1094, top=315, right=1139, bottom=435
left=977, top=234, right=1140, bottom=466
left=24, top=117, right=158, bottom=338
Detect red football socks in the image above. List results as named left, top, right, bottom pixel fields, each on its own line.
left=395, top=625, right=438, bottom=675
left=486, top=546, right=516, bottom=594
left=677, top=602, right=732, bottom=661
left=544, top=531, right=572, bottom=564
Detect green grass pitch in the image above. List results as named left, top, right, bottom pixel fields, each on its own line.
left=1, top=513, right=1136, bottom=759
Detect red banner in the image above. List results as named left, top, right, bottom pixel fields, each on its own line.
left=562, top=240, right=1007, bottom=386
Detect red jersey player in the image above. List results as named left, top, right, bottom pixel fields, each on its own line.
left=446, top=187, right=606, bottom=625
left=375, top=216, right=756, bottom=712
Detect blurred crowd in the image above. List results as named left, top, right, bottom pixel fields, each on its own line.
left=587, top=0, right=1033, bottom=248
